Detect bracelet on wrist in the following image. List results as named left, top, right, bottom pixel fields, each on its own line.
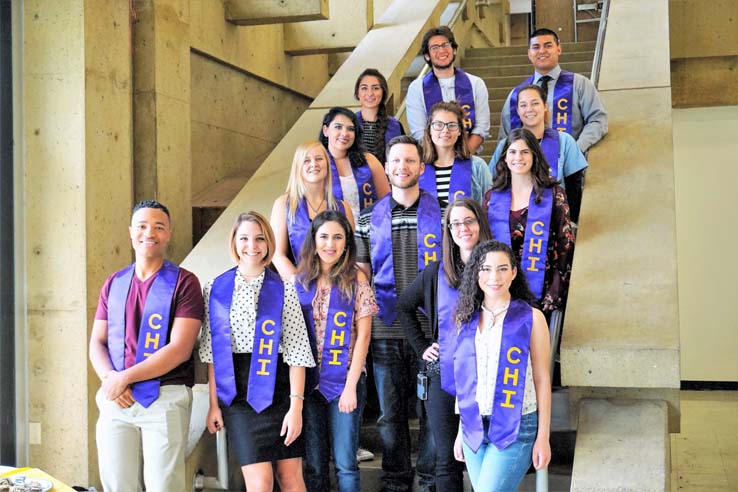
left=289, top=394, right=305, bottom=400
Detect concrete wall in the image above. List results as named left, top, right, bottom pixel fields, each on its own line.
left=673, top=106, right=738, bottom=382
left=190, top=53, right=311, bottom=197
left=669, top=0, right=738, bottom=107
left=22, top=0, right=133, bottom=485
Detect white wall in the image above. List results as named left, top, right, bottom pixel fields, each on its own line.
left=673, top=106, right=738, bottom=381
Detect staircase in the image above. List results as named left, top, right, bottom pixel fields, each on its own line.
left=459, top=41, right=596, bottom=163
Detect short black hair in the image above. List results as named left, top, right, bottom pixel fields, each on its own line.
left=421, top=26, right=458, bottom=59
left=386, top=135, right=423, bottom=162
left=132, top=200, right=171, bottom=220
left=530, top=28, right=560, bottom=46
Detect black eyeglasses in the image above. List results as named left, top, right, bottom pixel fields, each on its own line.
left=448, top=217, right=478, bottom=230
left=430, top=121, right=460, bottom=132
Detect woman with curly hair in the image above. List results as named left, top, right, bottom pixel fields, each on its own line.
left=354, top=68, right=405, bottom=164
left=396, top=197, right=492, bottom=492
left=294, top=210, right=377, bottom=492
left=453, top=240, right=551, bottom=491
left=484, top=127, right=575, bottom=312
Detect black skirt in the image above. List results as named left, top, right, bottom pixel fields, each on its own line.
left=220, top=352, right=305, bottom=466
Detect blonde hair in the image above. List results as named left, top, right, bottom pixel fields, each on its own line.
left=285, top=141, right=338, bottom=222
left=227, top=211, right=276, bottom=266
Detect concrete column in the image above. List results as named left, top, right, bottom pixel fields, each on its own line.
left=84, top=0, right=134, bottom=487
left=22, top=0, right=132, bottom=485
left=133, top=0, right=192, bottom=262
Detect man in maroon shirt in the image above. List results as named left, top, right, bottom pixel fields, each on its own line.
left=89, top=200, right=203, bottom=492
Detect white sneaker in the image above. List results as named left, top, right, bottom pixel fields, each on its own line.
left=356, top=447, right=374, bottom=462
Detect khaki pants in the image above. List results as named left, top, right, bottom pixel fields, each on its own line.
left=96, top=385, right=192, bottom=492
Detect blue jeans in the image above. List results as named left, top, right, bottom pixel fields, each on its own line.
left=372, top=339, right=436, bottom=492
left=462, top=411, right=538, bottom=492
left=303, top=374, right=367, bottom=492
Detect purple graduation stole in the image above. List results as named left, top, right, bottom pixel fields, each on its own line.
left=329, top=153, right=377, bottom=211
left=208, top=268, right=284, bottom=412
left=107, top=260, right=179, bottom=408
left=423, top=68, right=476, bottom=133
left=454, top=300, right=533, bottom=452
left=356, top=111, right=403, bottom=146
left=436, top=266, right=459, bottom=395
left=295, top=280, right=355, bottom=401
left=540, top=127, right=561, bottom=179
left=487, top=188, right=553, bottom=300
left=510, top=70, right=574, bottom=135
left=370, top=191, right=442, bottom=326
left=419, top=159, right=473, bottom=202
left=288, top=198, right=346, bottom=263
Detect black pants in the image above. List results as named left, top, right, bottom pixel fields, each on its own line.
left=424, top=371, right=464, bottom=492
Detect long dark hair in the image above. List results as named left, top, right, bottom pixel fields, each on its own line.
left=454, top=240, right=535, bottom=324
left=296, top=210, right=357, bottom=300
left=491, top=128, right=557, bottom=204
left=354, top=68, right=391, bottom=161
left=319, top=107, right=366, bottom=169
left=422, top=101, right=471, bottom=164
left=441, top=198, right=493, bottom=288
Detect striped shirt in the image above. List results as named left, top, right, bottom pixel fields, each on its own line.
left=434, top=166, right=453, bottom=210
left=356, top=196, right=432, bottom=340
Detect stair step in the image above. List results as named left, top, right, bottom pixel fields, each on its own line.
left=469, top=60, right=593, bottom=78
left=481, top=72, right=591, bottom=90
left=466, top=41, right=596, bottom=58
left=462, top=50, right=595, bottom=68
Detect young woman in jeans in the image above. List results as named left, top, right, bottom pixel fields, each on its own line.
left=453, top=240, right=552, bottom=491
left=295, top=210, right=377, bottom=492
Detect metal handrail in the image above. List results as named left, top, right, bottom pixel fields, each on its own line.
left=591, top=0, right=610, bottom=88
left=394, top=0, right=468, bottom=122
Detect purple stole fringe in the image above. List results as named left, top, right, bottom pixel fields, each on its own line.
left=487, top=188, right=553, bottom=300
left=329, top=154, right=377, bottom=211
left=107, top=260, right=179, bottom=408
left=436, top=266, right=459, bottom=395
left=419, top=158, right=473, bottom=202
left=295, top=281, right=355, bottom=401
left=209, top=268, right=284, bottom=412
left=423, top=68, right=476, bottom=133
left=454, top=300, right=533, bottom=452
left=370, top=191, right=442, bottom=326
left=510, top=70, right=575, bottom=135
left=287, top=198, right=346, bottom=263
left=356, top=111, right=403, bottom=146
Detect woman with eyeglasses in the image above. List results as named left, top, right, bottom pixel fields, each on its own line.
left=271, top=141, right=354, bottom=281
left=354, top=68, right=405, bottom=164
left=453, top=239, right=551, bottom=491
left=420, top=101, right=491, bottom=211
left=320, top=107, right=390, bottom=220
left=294, top=210, right=377, bottom=492
left=484, top=128, right=575, bottom=313
left=396, top=197, right=493, bottom=492
left=489, top=84, right=588, bottom=220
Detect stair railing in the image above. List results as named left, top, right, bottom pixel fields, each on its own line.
left=590, top=0, right=610, bottom=87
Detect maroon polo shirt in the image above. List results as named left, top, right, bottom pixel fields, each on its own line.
left=95, top=265, right=204, bottom=386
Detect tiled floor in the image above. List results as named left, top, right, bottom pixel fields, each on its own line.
left=671, top=390, right=738, bottom=492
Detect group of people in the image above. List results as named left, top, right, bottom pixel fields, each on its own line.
left=89, top=24, right=607, bottom=492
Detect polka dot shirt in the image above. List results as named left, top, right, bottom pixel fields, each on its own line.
left=198, top=270, right=315, bottom=367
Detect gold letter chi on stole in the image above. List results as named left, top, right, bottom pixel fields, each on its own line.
left=106, top=260, right=179, bottom=408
